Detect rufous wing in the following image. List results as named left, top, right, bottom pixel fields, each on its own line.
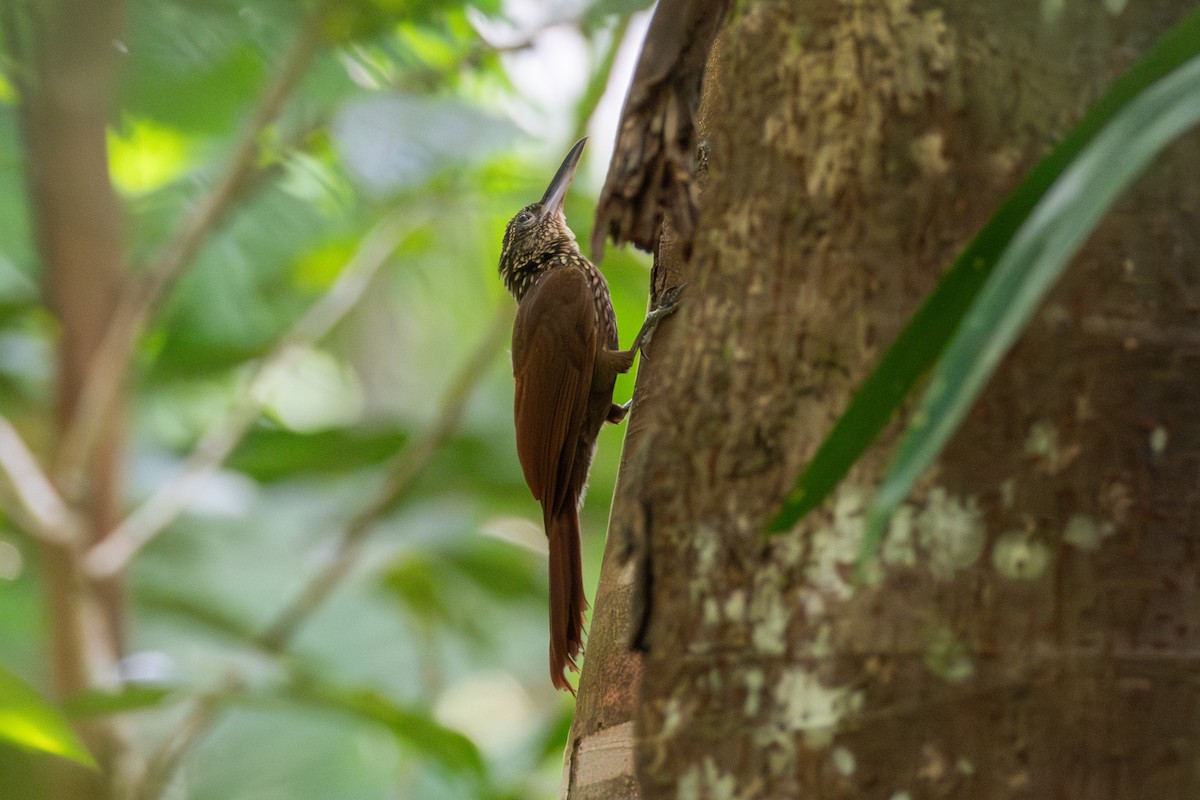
left=511, top=267, right=598, bottom=515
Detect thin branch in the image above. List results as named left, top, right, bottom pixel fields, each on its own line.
left=85, top=209, right=426, bottom=579
left=0, top=416, right=77, bottom=544
left=54, top=4, right=328, bottom=496
left=259, top=306, right=512, bottom=651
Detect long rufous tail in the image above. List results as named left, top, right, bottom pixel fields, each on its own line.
left=546, top=505, right=587, bottom=693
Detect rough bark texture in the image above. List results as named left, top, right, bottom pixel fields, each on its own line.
left=590, top=0, right=729, bottom=259
left=584, top=0, right=1200, bottom=798
left=564, top=223, right=692, bottom=798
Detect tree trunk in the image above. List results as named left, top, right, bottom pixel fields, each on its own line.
left=564, top=226, right=691, bottom=798
left=571, top=0, right=1200, bottom=797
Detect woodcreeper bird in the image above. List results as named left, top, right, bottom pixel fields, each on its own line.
left=498, top=138, right=678, bottom=692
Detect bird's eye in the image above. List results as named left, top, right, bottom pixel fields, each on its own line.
left=516, top=211, right=533, bottom=224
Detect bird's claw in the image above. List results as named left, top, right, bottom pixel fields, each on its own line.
left=656, top=283, right=686, bottom=312
left=637, top=284, right=686, bottom=356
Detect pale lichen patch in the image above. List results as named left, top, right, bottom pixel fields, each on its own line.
left=910, top=130, right=949, bottom=177
left=1024, top=421, right=1053, bottom=456
left=881, top=488, right=985, bottom=578
left=916, top=488, right=985, bottom=580
left=724, top=589, right=747, bottom=623
left=924, top=627, right=974, bottom=683
left=832, top=745, right=856, bottom=776
left=999, top=478, right=1016, bottom=509
left=774, top=667, right=863, bottom=747
left=808, top=622, right=834, bottom=660
left=742, top=530, right=802, bottom=654
left=1063, top=513, right=1115, bottom=551
left=987, top=145, right=1022, bottom=184
left=763, top=0, right=955, bottom=204
left=882, top=503, right=916, bottom=566
left=992, top=531, right=1051, bottom=580
left=677, top=758, right=737, bottom=800
left=1149, top=425, right=1168, bottom=456
left=703, top=597, right=721, bottom=627
left=1023, top=420, right=1079, bottom=474
left=662, top=696, right=688, bottom=738
left=691, top=525, right=723, bottom=599
left=744, top=669, right=765, bottom=716
left=706, top=201, right=774, bottom=281
left=750, top=575, right=790, bottom=654
left=801, top=487, right=867, bottom=614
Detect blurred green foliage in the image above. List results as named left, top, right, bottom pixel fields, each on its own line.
left=0, top=663, right=96, bottom=768
left=0, top=0, right=655, bottom=796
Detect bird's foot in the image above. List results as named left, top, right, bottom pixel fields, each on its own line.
left=635, top=284, right=686, bottom=355
left=657, top=283, right=685, bottom=311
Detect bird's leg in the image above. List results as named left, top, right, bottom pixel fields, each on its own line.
left=628, top=284, right=684, bottom=356
left=606, top=285, right=685, bottom=424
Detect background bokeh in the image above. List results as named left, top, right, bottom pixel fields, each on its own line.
left=0, top=0, right=659, bottom=797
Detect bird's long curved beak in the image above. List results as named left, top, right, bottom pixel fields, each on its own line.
left=539, top=137, right=587, bottom=221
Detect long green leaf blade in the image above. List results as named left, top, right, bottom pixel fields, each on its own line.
left=0, top=663, right=97, bottom=768
left=866, top=53, right=1200, bottom=548
left=767, top=8, right=1200, bottom=533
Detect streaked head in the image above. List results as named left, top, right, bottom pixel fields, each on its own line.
left=498, top=137, right=586, bottom=300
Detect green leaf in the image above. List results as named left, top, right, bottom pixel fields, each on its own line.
left=121, top=5, right=266, bottom=134
left=325, top=0, right=478, bottom=41
left=767, top=9, right=1200, bottom=535
left=381, top=554, right=452, bottom=623
left=0, top=663, right=97, bottom=768
left=866, top=50, right=1200, bottom=549
left=228, top=426, right=407, bottom=481
left=287, top=679, right=486, bottom=779
left=64, top=685, right=176, bottom=719
left=149, top=182, right=337, bottom=379
left=439, top=538, right=542, bottom=602
left=379, top=537, right=542, bottom=638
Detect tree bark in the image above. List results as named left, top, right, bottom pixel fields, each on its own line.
left=564, top=223, right=692, bottom=798
left=574, top=0, right=1200, bottom=797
